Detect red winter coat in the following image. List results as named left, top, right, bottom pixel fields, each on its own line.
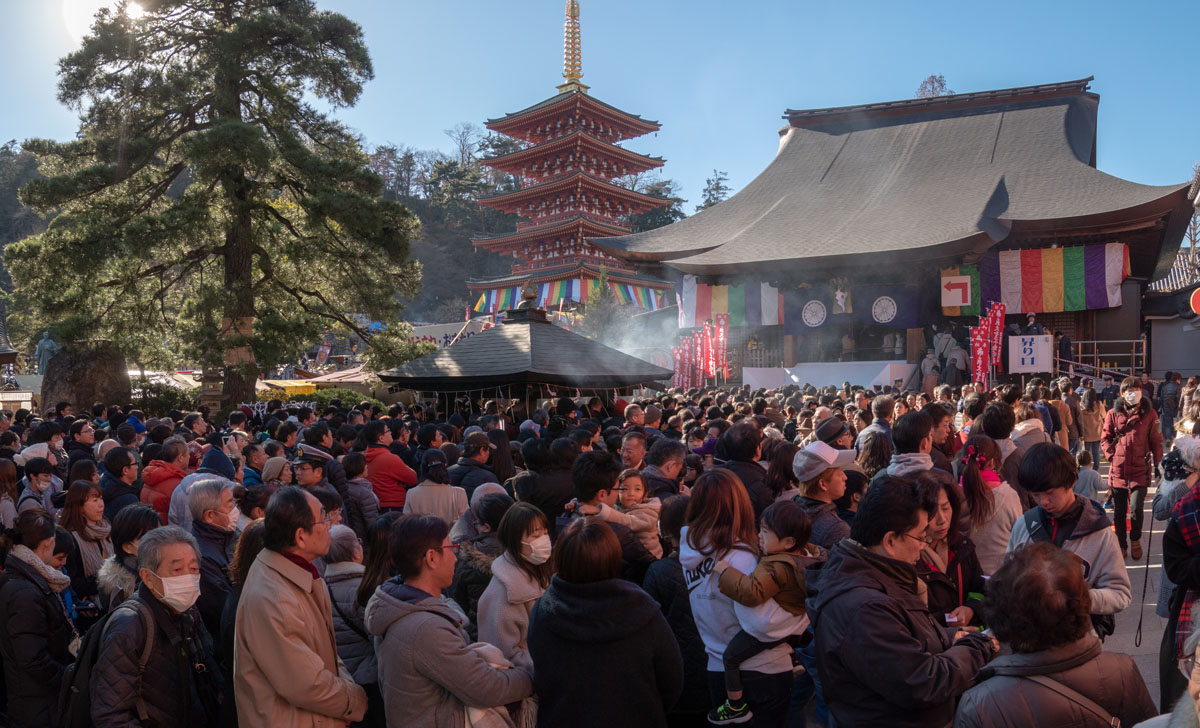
left=1100, top=399, right=1163, bottom=490
left=140, top=460, right=186, bottom=523
left=364, top=445, right=417, bottom=509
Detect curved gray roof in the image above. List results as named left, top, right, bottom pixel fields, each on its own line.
left=591, top=80, right=1190, bottom=276
left=378, top=308, right=671, bottom=390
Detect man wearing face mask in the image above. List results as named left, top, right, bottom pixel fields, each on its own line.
left=1101, top=376, right=1164, bottom=560
left=188, top=479, right=238, bottom=651
left=91, top=525, right=225, bottom=727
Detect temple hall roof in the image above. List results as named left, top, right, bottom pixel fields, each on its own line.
left=591, top=78, right=1193, bottom=280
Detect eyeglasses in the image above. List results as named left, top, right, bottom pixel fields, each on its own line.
left=898, top=531, right=927, bottom=545
left=317, top=510, right=332, bottom=527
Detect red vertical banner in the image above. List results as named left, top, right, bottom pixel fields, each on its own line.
left=714, top=313, right=729, bottom=377
left=693, top=331, right=704, bottom=385
left=679, top=338, right=690, bottom=389
left=988, top=302, right=1005, bottom=366
left=700, top=326, right=710, bottom=381
left=970, top=327, right=990, bottom=384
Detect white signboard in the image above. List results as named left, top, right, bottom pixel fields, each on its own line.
left=1008, top=335, right=1052, bottom=373
left=941, top=275, right=971, bottom=307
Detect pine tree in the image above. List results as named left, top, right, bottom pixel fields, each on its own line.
left=696, top=170, right=731, bottom=211
left=11, top=0, right=425, bottom=403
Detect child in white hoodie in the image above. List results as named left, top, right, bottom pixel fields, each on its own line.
left=596, top=468, right=663, bottom=558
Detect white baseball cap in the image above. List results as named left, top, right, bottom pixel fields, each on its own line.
left=792, top=441, right=857, bottom=482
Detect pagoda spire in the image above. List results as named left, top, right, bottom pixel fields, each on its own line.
left=556, top=0, right=589, bottom=94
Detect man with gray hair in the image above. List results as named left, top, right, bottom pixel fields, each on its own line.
left=324, top=525, right=376, bottom=713
left=91, top=526, right=224, bottom=726
left=189, top=478, right=237, bottom=647
left=642, top=438, right=687, bottom=500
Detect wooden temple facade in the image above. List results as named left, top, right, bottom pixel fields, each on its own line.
left=593, top=77, right=1195, bottom=380
left=469, top=0, right=672, bottom=315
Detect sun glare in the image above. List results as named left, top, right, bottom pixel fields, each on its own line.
left=61, top=0, right=145, bottom=46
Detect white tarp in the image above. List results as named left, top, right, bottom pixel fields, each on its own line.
left=743, top=361, right=916, bottom=390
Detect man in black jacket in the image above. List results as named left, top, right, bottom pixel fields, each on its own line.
left=91, top=525, right=224, bottom=727
left=641, top=438, right=686, bottom=501
left=717, top=422, right=773, bottom=523
left=297, top=422, right=348, bottom=499
left=187, top=479, right=236, bottom=651
left=556, top=451, right=654, bottom=584
left=447, top=431, right=497, bottom=499
left=807, top=476, right=996, bottom=728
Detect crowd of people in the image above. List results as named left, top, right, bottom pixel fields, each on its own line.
left=0, top=374, right=1196, bottom=728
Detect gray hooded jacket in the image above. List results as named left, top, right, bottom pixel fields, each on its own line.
left=364, top=579, right=532, bottom=728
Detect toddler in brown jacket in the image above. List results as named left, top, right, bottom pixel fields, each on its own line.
left=709, top=500, right=825, bottom=725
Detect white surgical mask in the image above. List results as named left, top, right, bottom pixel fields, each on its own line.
left=224, top=508, right=240, bottom=532
left=1124, top=390, right=1142, bottom=406
left=522, top=534, right=552, bottom=565
left=155, top=573, right=201, bottom=612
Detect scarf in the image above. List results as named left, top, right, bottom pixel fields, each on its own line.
left=886, top=452, right=933, bottom=478
left=10, top=544, right=71, bottom=592
left=980, top=469, right=1002, bottom=487
left=72, top=520, right=113, bottom=580
left=843, top=538, right=927, bottom=605
left=1174, top=488, right=1200, bottom=656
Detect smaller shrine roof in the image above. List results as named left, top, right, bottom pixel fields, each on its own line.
left=378, top=307, right=672, bottom=390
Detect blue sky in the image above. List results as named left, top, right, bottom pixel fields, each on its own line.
left=2, top=0, right=1198, bottom=205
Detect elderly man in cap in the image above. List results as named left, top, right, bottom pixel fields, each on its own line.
left=447, top=431, right=497, bottom=499
left=1100, top=374, right=1120, bottom=409
left=800, top=416, right=854, bottom=450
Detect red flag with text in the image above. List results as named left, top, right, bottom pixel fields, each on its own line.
left=714, top=313, right=729, bottom=377
left=970, top=327, right=990, bottom=384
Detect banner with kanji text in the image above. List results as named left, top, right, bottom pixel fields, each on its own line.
left=714, top=313, right=729, bottom=377
left=970, top=327, right=990, bottom=384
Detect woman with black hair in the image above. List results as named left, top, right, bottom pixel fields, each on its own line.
left=96, top=503, right=160, bottom=611
left=403, top=448, right=468, bottom=526
left=0, top=511, right=78, bottom=728
left=914, top=474, right=986, bottom=628
left=453, top=491, right=515, bottom=638
left=59, top=479, right=112, bottom=603
left=477, top=502, right=551, bottom=670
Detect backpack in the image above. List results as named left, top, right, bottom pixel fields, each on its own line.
left=57, top=596, right=155, bottom=728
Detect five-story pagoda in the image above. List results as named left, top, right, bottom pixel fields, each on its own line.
left=469, top=0, right=672, bottom=315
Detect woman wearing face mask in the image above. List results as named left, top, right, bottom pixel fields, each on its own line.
left=477, top=502, right=552, bottom=670
left=15, top=455, right=60, bottom=518
left=453, top=491, right=515, bottom=639
left=1102, top=376, right=1164, bottom=561
left=59, top=479, right=114, bottom=605
left=0, top=511, right=79, bottom=728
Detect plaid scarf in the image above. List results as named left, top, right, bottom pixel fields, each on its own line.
left=1172, top=488, right=1200, bottom=656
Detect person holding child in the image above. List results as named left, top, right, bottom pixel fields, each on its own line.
left=708, top=500, right=825, bottom=724
left=680, top=469, right=802, bottom=728
left=593, top=468, right=663, bottom=558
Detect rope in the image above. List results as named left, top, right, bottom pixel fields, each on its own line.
left=1134, top=472, right=1157, bottom=649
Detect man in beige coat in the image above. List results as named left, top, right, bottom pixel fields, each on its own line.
left=234, top=486, right=367, bottom=727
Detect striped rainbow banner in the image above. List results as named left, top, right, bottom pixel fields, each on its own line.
left=676, top=277, right=784, bottom=329
left=942, top=242, right=1130, bottom=316
left=474, top=279, right=666, bottom=314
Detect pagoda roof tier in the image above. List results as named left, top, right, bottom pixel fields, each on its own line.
left=486, top=90, right=660, bottom=143
left=479, top=172, right=667, bottom=216
left=466, top=262, right=670, bottom=290
left=591, top=77, right=1194, bottom=281
left=482, top=130, right=664, bottom=177
left=472, top=216, right=632, bottom=255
